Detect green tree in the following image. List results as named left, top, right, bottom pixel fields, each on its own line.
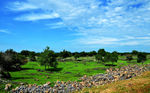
left=5, top=49, right=17, bottom=55
left=111, top=52, right=118, bottom=65
left=60, top=50, right=71, bottom=60
left=95, top=54, right=103, bottom=63
left=126, top=54, right=133, bottom=62
left=39, top=47, right=58, bottom=70
left=137, top=52, right=147, bottom=64
left=74, top=53, right=80, bottom=61
left=29, top=54, right=36, bottom=61
left=98, top=49, right=106, bottom=56
left=20, top=50, right=30, bottom=57
left=0, top=50, right=26, bottom=78
left=88, top=51, right=97, bottom=56
left=132, top=50, right=138, bottom=55
left=80, top=51, right=87, bottom=57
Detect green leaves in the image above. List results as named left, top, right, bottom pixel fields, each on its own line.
left=95, top=49, right=118, bottom=65
left=39, top=46, right=58, bottom=70
left=137, top=52, right=147, bottom=64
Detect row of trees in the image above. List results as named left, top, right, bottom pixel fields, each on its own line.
left=95, top=49, right=118, bottom=65
left=126, top=52, right=147, bottom=64
left=1, top=48, right=148, bottom=72
left=18, top=49, right=149, bottom=62
left=38, top=48, right=147, bottom=69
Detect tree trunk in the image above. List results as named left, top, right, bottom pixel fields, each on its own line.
left=142, top=61, right=143, bottom=65
left=45, top=65, right=46, bottom=70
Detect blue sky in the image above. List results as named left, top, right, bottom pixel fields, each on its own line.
left=0, top=0, right=150, bottom=52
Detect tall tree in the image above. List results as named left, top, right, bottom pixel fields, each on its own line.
left=95, top=54, right=103, bottom=63
left=132, top=50, right=138, bottom=55
left=95, top=49, right=106, bottom=63
left=39, top=47, right=58, bottom=70
left=98, top=49, right=106, bottom=56
left=111, top=52, right=118, bottom=65
left=137, top=52, right=147, bottom=64
left=126, top=54, right=133, bottom=62
left=74, top=53, right=80, bottom=61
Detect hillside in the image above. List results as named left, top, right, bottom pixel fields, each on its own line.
left=78, top=71, right=150, bottom=93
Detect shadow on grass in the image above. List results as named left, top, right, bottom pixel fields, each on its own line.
left=9, top=68, right=34, bottom=72
left=105, top=64, right=117, bottom=66
left=21, top=68, right=34, bottom=70
left=46, top=67, right=63, bottom=72
left=10, top=77, right=32, bottom=80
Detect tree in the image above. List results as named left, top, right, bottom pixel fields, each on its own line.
left=0, top=50, right=26, bottom=78
left=0, top=52, right=4, bottom=68
left=137, top=52, right=147, bottom=64
left=30, top=54, right=36, bottom=61
left=74, top=53, right=80, bottom=61
left=95, top=49, right=106, bottom=63
left=98, top=49, right=106, bottom=56
left=39, top=47, right=58, bottom=70
left=88, top=51, right=97, bottom=56
left=126, top=54, right=133, bottom=62
left=5, top=49, right=17, bottom=55
left=132, top=50, right=138, bottom=55
left=60, top=50, right=71, bottom=59
left=80, top=51, right=87, bottom=57
left=111, top=52, right=118, bottom=65
left=95, top=54, right=103, bottom=63
left=20, top=50, right=30, bottom=57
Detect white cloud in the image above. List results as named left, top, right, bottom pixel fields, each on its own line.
left=46, top=22, right=66, bottom=29
left=0, top=29, right=10, bottom=34
left=120, top=41, right=139, bottom=46
left=7, top=0, right=150, bottom=47
left=15, top=13, right=60, bottom=21
left=8, top=1, right=39, bottom=11
left=115, top=7, right=122, bottom=12
left=79, top=37, right=120, bottom=45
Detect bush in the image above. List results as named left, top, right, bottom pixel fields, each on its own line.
left=0, top=50, right=27, bottom=71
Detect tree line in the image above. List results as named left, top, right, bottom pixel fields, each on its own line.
left=0, top=47, right=148, bottom=78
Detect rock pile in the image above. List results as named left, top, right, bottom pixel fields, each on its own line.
left=10, top=64, right=150, bottom=93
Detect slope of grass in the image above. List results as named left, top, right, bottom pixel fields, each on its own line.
left=78, top=71, right=150, bottom=93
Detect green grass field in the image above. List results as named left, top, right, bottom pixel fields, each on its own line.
left=1, top=56, right=150, bottom=93
left=9, top=57, right=150, bottom=85
left=9, top=61, right=107, bottom=85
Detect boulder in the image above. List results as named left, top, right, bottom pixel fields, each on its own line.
left=5, top=83, right=12, bottom=91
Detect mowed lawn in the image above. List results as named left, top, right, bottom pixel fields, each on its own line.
left=9, top=57, right=150, bottom=85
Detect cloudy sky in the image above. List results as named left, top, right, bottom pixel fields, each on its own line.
left=0, top=0, right=150, bottom=52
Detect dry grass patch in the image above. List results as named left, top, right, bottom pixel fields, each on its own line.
left=77, top=71, right=150, bottom=93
